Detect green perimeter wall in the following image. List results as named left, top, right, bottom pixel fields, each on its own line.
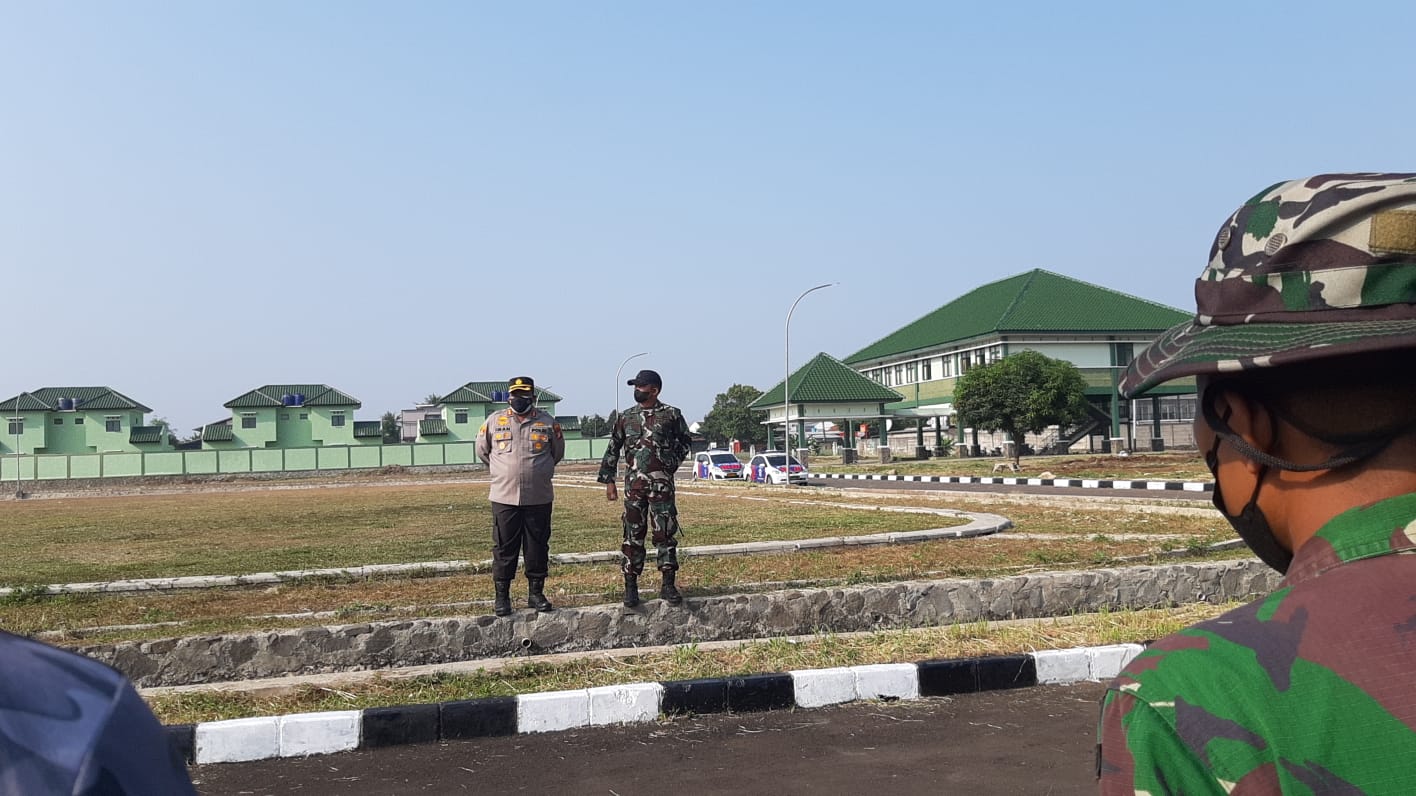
left=1, top=438, right=615, bottom=482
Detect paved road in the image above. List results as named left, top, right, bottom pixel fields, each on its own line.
left=192, top=682, right=1107, bottom=795
left=801, top=475, right=1207, bottom=501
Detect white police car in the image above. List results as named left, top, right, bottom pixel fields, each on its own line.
left=692, top=450, right=745, bottom=480
left=747, top=452, right=809, bottom=485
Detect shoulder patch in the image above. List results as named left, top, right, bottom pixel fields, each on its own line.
left=553, top=423, right=563, bottom=439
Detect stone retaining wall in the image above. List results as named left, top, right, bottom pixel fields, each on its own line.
left=84, top=559, right=1281, bottom=688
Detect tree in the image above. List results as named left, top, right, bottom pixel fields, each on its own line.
left=422, top=393, right=441, bottom=405
left=699, top=384, right=767, bottom=448
left=953, top=350, right=1088, bottom=466
left=150, top=416, right=200, bottom=447
left=381, top=411, right=401, bottom=443
left=579, top=414, right=612, bottom=437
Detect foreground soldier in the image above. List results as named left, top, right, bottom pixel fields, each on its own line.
left=598, top=369, right=694, bottom=607
left=476, top=376, right=565, bottom=616
left=0, top=629, right=196, bottom=794
left=1099, top=173, right=1416, bottom=792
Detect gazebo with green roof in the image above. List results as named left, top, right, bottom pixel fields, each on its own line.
left=749, top=353, right=903, bottom=450
left=843, top=269, right=1193, bottom=452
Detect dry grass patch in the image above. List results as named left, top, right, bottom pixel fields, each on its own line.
left=6, top=532, right=1241, bottom=646
left=145, top=602, right=1235, bottom=725
left=0, top=483, right=956, bottom=586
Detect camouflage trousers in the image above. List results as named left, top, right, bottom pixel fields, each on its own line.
left=620, top=471, right=679, bottom=575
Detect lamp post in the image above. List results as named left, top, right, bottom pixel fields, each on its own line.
left=12, top=393, right=23, bottom=498
left=615, top=352, right=649, bottom=419
left=784, top=283, right=835, bottom=486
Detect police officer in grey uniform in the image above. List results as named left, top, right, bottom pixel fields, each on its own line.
left=476, top=376, right=566, bottom=616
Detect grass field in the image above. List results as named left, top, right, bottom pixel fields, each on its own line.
left=0, top=477, right=1236, bottom=645
left=0, top=482, right=959, bottom=586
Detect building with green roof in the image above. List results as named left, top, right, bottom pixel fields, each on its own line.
left=843, top=269, right=1194, bottom=451
left=748, top=353, right=903, bottom=449
left=201, top=384, right=383, bottom=450
left=412, top=381, right=563, bottom=444
left=0, top=386, right=166, bottom=454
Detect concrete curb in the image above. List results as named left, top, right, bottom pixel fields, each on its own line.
left=176, top=642, right=1144, bottom=765
left=812, top=472, right=1212, bottom=492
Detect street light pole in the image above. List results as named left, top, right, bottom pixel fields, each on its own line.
left=13, top=393, right=23, bottom=499
left=784, top=283, right=835, bottom=486
left=615, top=352, right=649, bottom=420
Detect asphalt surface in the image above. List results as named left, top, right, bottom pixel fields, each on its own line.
left=801, top=475, right=1205, bottom=501
left=191, top=682, right=1108, bottom=795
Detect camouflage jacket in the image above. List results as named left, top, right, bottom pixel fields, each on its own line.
left=1099, top=491, right=1416, bottom=794
left=0, top=630, right=196, bottom=794
left=597, top=401, right=693, bottom=484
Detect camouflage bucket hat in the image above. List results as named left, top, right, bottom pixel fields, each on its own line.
left=1120, top=173, right=1416, bottom=397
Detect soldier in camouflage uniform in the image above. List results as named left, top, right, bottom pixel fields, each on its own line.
left=598, top=369, right=694, bottom=607
left=1100, top=173, right=1416, bottom=793
left=0, top=629, right=196, bottom=793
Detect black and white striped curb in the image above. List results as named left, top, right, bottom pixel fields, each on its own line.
left=812, top=472, right=1212, bottom=493
left=171, top=643, right=1142, bottom=765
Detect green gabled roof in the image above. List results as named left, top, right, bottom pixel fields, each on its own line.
left=225, top=384, right=361, bottom=409
left=419, top=418, right=449, bottom=436
left=554, top=415, right=581, bottom=430
left=0, top=387, right=151, bottom=413
left=844, top=270, right=1190, bottom=364
left=750, top=353, right=904, bottom=408
left=129, top=426, right=165, bottom=444
left=353, top=420, right=383, bottom=438
left=201, top=421, right=234, bottom=442
left=0, top=393, right=49, bottom=411
left=437, top=381, right=563, bottom=404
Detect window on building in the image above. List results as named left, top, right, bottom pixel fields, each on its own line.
left=988, top=345, right=1003, bottom=363
left=1114, top=342, right=1135, bottom=366
left=74, top=417, right=84, bottom=424
left=299, top=412, right=308, bottom=420
left=454, top=410, right=468, bottom=424
left=922, top=359, right=932, bottom=380
left=331, top=412, right=346, bottom=427
left=1134, top=395, right=1198, bottom=422
left=7, top=419, right=22, bottom=435
left=894, top=365, right=904, bottom=384
left=241, top=414, right=257, bottom=429
left=905, top=362, right=918, bottom=383
left=942, top=357, right=954, bottom=378
left=53, top=418, right=63, bottom=425
left=280, top=413, right=290, bottom=420
left=105, top=417, right=121, bottom=433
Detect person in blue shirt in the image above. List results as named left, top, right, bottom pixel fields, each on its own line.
left=0, top=629, right=195, bottom=795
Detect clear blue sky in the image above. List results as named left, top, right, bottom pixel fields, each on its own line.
left=4, top=2, right=1413, bottom=432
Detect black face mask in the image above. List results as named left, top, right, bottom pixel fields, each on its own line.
left=1204, top=420, right=1291, bottom=573
left=509, top=396, right=533, bottom=414
left=1200, top=390, right=1404, bottom=574
left=632, top=389, right=652, bottom=404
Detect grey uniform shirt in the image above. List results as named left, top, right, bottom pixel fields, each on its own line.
left=475, top=407, right=565, bottom=505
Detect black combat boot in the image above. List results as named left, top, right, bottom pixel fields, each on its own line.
left=660, top=569, right=683, bottom=605
left=623, top=574, right=640, bottom=608
left=493, top=579, right=512, bottom=617
left=527, top=577, right=554, bottom=612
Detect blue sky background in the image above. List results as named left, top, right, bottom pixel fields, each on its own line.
left=3, top=2, right=1413, bottom=432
